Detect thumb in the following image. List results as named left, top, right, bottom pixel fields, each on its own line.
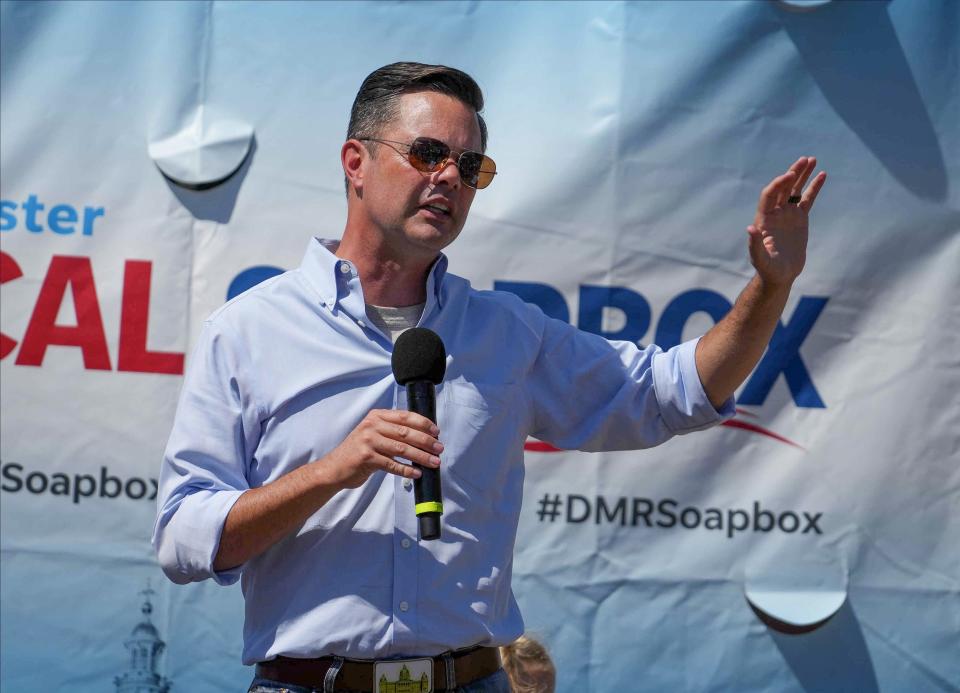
left=746, top=225, right=765, bottom=264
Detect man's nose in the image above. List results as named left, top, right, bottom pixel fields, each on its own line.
left=430, top=158, right=461, bottom=188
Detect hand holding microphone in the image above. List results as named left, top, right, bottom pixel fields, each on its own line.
left=322, top=326, right=444, bottom=491
left=320, top=327, right=446, bottom=540
left=392, top=327, right=447, bottom=541
left=322, top=408, right=441, bottom=490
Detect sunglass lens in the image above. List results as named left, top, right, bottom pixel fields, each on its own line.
left=409, top=138, right=449, bottom=172
left=458, top=153, right=481, bottom=187
left=460, top=153, right=496, bottom=189
left=408, top=139, right=496, bottom=189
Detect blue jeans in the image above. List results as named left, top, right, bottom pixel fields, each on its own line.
left=248, top=667, right=511, bottom=693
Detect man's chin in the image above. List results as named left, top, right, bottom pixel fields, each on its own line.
left=404, top=222, right=460, bottom=253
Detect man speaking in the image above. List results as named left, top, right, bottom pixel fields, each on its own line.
left=153, top=62, right=826, bottom=692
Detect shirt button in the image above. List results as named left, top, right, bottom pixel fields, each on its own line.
left=358, top=320, right=366, bottom=328
left=401, top=538, right=412, bottom=549
left=339, top=262, right=350, bottom=274
left=403, top=479, right=413, bottom=490
left=399, top=601, right=409, bottom=612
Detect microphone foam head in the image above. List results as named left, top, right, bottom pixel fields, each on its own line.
left=392, top=327, right=447, bottom=385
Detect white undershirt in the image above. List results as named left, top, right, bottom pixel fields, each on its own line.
left=365, top=302, right=425, bottom=343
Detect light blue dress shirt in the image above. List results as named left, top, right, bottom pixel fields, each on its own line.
left=153, top=238, right=733, bottom=665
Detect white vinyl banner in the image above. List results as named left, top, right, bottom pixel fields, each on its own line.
left=1, top=1, right=958, bottom=691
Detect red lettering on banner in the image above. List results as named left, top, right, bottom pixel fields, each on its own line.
left=15, top=255, right=112, bottom=369
left=3, top=253, right=185, bottom=375
left=0, top=252, right=24, bottom=358
left=118, top=260, right=184, bottom=375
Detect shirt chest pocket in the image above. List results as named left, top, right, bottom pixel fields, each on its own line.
left=438, top=381, right=523, bottom=494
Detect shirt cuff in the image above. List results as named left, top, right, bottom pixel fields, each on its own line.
left=653, top=337, right=735, bottom=433
left=156, top=488, right=246, bottom=586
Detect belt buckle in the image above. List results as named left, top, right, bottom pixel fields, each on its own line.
left=373, top=657, right=433, bottom=693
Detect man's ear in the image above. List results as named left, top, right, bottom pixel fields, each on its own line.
left=342, top=140, right=367, bottom=198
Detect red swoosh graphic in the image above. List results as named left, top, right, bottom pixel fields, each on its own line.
left=523, top=440, right=562, bottom=453
left=721, top=415, right=805, bottom=450
left=523, top=409, right=803, bottom=452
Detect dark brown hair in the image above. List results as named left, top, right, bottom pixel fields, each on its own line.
left=348, top=61, right=487, bottom=149
left=345, top=62, right=488, bottom=193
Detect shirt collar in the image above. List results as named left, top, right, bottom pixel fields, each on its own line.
left=300, top=237, right=448, bottom=311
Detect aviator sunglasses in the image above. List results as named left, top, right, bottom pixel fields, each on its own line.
left=358, top=137, right=497, bottom=189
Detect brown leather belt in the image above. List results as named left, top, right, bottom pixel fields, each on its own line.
left=255, top=646, right=502, bottom=692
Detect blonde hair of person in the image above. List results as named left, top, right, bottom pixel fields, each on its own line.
left=500, top=634, right=556, bottom=693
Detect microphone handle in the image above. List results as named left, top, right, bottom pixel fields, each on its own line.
left=406, top=381, right=442, bottom=540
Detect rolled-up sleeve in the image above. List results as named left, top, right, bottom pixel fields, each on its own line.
left=652, top=337, right=735, bottom=433
left=152, top=318, right=260, bottom=585
left=528, top=314, right=734, bottom=451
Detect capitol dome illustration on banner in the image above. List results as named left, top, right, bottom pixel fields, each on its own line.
left=114, top=586, right=171, bottom=693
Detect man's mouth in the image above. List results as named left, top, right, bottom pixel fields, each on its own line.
left=421, top=203, right=452, bottom=217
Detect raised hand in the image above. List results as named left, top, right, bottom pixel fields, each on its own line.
left=748, top=157, right=827, bottom=287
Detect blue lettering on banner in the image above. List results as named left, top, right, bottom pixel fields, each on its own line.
left=496, top=280, right=827, bottom=409
left=0, top=194, right=104, bottom=236
left=577, top=285, right=651, bottom=344
left=48, top=205, right=79, bottom=234
left=227, top=265, right=284, bottom=301
left=737, top=297, right=828, bottom=408
left=0, top=200, right=17, bottom=230
left=494, top=281, right=569, bottom=322
left=654, top=289, right=732, bottom=349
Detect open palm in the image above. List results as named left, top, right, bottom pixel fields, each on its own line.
left=748, top=157, right=826, bottom=287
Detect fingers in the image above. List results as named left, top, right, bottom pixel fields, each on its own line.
left=365, top=409, right=442, bottom=471
left=799, top=171, right=827, bottom=212
left=746, top=224, right=766, bottom=263
left=373, top=424, right=442, bottom=469
left=377, top=409, right=439, bottom=436
left=379, top=453, right=424, bottom=480
left=778, top=157, right=814, bottom=207
left=758, top=162, right=802, bottom=213
left=790, top=157, right=817, bottom=197
left=759, top=157, right=826, bottom=214
left=381, top=421, right=444, bottom=455
left=331, top=409, right=444, bottom=487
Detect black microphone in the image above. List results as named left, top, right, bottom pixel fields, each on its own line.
left=391, top=327, right=446, bottom=541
